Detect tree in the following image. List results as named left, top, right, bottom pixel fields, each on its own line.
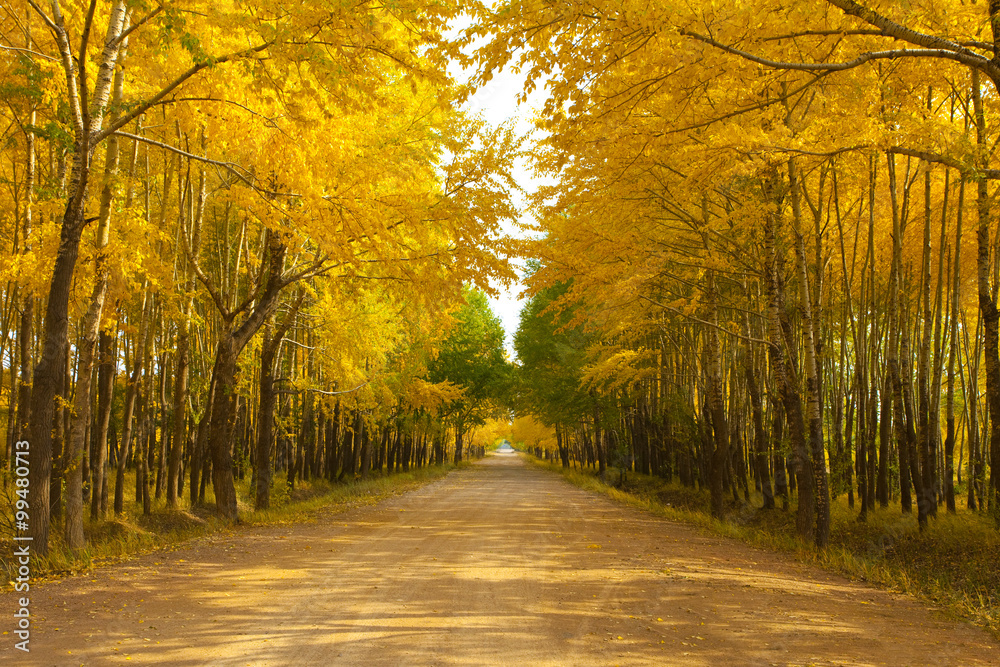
left=428, top=287, right=510, bottom=463
left=514, top=269, right=592, bottom=468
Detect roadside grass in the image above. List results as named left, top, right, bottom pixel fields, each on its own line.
left=1, top=463, right=458, bottom=587
left=530, top=457, right=1000, bottom=637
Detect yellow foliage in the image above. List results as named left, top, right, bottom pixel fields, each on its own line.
left=509, top=415, right=556, bottom=452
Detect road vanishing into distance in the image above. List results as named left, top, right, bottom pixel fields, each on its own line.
left=3, top=452, right=996, bottom=666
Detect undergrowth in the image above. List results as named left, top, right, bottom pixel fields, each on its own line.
left=532, top=458, right=1000, bottom=638
left=1, top=464, right=458, bottom=587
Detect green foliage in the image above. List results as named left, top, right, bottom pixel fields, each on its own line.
left=427, top=285, right=511, bottom=427
left=514, top=269, right=594, bottom=428
left=0, top=55, right=48, bottom=103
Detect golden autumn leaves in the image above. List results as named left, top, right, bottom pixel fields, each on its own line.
left=471, top=0, right=1000, bottom=542
left=1, top=0, right=520, bottom=550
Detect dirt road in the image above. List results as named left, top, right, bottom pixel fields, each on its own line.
left=3, top=452, right=995, bottom=666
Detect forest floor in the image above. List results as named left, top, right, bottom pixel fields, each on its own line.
left=2, top=452, right=995, bottom=666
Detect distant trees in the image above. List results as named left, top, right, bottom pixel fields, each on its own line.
left=513, top=271, right=592, bottom=469
left=429, top=287, right=511, bottom=463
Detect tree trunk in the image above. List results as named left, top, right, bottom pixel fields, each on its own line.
left=326, top=400, right=341, bottom=480
left=886, top=153, right=926, bottom=525
left=745, top=353, right=774, bottom=509
left=116, top=293, right=149, bottom=514
left=204, top=231, right=289, bottom=519
left=352, top=412, right=365, bottom=473
left=944, top=179, right=964, bottom=513
left=255, top=321, right=278, bottom=510
left=360, top=419, right=373, bottom=477
left=64, top=195, right=118, bottom=546
left=790, top=160, right=830, bottom=546
left=208, top=336, right=240, bottom=519
left=26, top=0, right=129, bottom=555
left=916, top=154, right=937, bottom=520
left=191, top=369, right=216, bottom=505
left=14, top=73, right=36, bottom=446
left=339, top=414, right=356, bottom=480
left=877, top=372, right=891, bottom=508
left=557, top=424, right=570, bottom=468
left=91, top=330, right=115, bottom=519
left=972, top=71, right=1000, bottom=524
left=764, top=175, right=813, bottom=541
left=705, top=271, right=729, bottom=520
left=28, top=205, right=88, bottom=552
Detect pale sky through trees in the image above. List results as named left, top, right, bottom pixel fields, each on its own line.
left=452, top=45, right=551, bottom=358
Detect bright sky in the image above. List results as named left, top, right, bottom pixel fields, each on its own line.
left=451, top=49, right=552, bottom=359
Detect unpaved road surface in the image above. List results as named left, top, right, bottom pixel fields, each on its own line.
left=3, top=452, right=995, bottom=666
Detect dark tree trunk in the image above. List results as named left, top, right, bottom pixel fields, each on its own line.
left=167, top=319, right=190, bottom=508
left=255, top=324, right=279, bottom=510
left=593, top=402, right=605, bottom=480
left=50, top=347, right=71, bottom=523
left=326, top=400, right=341, bottom=481
left=972, top=69, right=1000, bottom=524
left=27, top=208, right=87, bottom=553
left=91, top=330, right=115, bottom=519
left=191, top=372, right=216, bottom=506
left=556, top=424, right=570, bottom=468
left=704, top=270, right=729, bottom=520
left=339, top=414, right=355, bottom=481
left=209, top=338, right=239, bottom=519
left=454, top=424, right=464, bottom=464
left=361, top=418, right=372, bottom=478
left=746, top=358, right=774, bottom=509
left=116, top=296, right=149, bottom=514
left=402, top=431, right=412, bottom=472
left=877, top=372, right=891, bottom=508
left=764, top=196, right=813, bottom=541
left=205, top=232, right=288, bottom=520
left=771, top=399, right=788, bottom=510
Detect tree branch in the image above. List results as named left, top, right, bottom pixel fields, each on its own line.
left=888, top=146, right=1000, bottom=179
left=280, top=255, right=339, bottom=286
left=824, top=0, right=1000, bottom=82
left=77, top=0, right=98, bottom=138
left=23, top=0, right=57, bottom=33
left=826, top=0, right=976, bottom=51
left=112, top=5, right=163, bottom=48
left=683, top=29, right=985, bottom=73
left=305, top=381, right=371, bottom=397
left=112, top=131, right=270, bottom=193
left=96, top=41, right=273, bottom=142
left=178, top=189, right=229, bottom=319
left=637, top=293, right=773, bottom=347
left=0, top=44, right=57, bottom=61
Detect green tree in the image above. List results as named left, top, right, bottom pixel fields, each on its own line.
left=513, top=271, right=592, bottom=468
left=428, top=287, right=510, bottom=462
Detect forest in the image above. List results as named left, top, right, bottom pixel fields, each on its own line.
left=1, top=0, right=1000, bottom=619
left=498, top=0, right=1000, bottom=550
left=0, top=0, right=519, bottom=559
